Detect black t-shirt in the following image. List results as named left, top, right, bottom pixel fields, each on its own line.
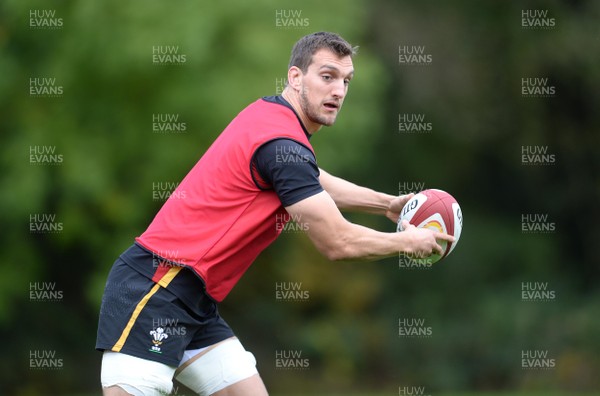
left=252, top=96, right=324, bottom=207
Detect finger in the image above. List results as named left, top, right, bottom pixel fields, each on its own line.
left=398, top=193, right=414, bottom=206
left=432, top=242, right=444, bottom=255
left=400, top=219, right=412, bottom=230
left=434, top=232, right=455, bottom=243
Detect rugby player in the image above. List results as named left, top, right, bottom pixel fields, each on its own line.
left=96, top=31, right=453, bottom=396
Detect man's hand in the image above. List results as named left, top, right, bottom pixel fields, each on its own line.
left=385, top=194, right=415, bottom=223
left=399, top=220, right=455, bottom=256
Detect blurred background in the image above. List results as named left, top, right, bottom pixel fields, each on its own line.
left=1, top=0, right=599, bottom=394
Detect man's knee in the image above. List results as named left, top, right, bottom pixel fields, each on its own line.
left=103, top=385, right=134, bottom=396
left=211, top=374, right=268, bottom=396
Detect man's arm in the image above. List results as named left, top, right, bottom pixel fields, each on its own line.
left=319, top=168, right=412, bottom=223
left=285, top=191, right=453, bottom=262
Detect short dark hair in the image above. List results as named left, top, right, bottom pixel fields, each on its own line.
left=288, top=32, right=357, bottom=72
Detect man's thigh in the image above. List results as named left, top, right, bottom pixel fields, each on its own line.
left=212, top=374, right=268, bottom=396
left=101, top=351, right=176, bottom=396
left=175, top=337, right=268, bottom=396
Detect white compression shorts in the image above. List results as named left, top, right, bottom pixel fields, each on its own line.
left=101, top=338, right=258, bottom=396
left=101, top=351, right=176, bottom=396
left=174, top=338, right=258, bottom=395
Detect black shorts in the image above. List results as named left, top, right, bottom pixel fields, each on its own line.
left=95, top=246, right=234, bottom=367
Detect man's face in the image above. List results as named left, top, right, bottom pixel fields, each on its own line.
left=298, top=49, right=354, bottom=128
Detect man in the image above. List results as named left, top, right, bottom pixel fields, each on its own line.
left=96, top=31, right=453, bottom=395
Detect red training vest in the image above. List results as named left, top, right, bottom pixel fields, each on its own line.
left=136, top=98, right=315, bottom=302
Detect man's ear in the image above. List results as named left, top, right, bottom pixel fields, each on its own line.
left=287, top=66, right=303, bottom=92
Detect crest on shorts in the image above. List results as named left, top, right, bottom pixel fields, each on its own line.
left=149, top=327, right=169, bottom=354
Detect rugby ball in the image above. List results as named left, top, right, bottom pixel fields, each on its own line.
left=397, top=189, right=463, bottom=263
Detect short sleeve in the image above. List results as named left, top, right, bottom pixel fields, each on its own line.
left=253, top=139, right=324, bottom=207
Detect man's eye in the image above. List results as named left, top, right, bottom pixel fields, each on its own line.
left=322, top=75, right=332, bottom=81
left=344, top=79, right=351, bottom=85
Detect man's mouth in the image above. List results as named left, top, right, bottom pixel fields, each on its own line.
left=323, top=101, right=340, bottom=111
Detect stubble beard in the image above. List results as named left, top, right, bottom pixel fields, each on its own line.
left=300, top=87, right=336, bottom=127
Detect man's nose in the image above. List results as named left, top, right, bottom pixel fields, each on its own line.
left=331, top=79, right=347, bottom=99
